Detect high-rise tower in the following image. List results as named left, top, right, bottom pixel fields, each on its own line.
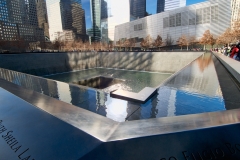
left=157, top=0, right=165, bottom=13
left=90, top=0, right=101, bottom=41
left=36, top=0, right=50, bottom=39
left=231, top=0, right=240, bottom=28
left=157, top=0, right=186, bottom=13
left=0, top=0, right=44, bottom=42
left=46, top=0, right=87, bottom=41
left=165, top=0, right=186, bottom=11
left=130, top=0, right=146, bottom=19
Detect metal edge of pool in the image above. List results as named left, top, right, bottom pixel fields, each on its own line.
left=212, top=51, right=240, bottom=84
left=0, top=52, right=240, bottom=143
left=1, top=79, right=240, bottom=142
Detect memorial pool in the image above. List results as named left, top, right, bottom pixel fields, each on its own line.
left=1, top=51, right=240, bottom=159
left=0, top=52, right=225, bottom=122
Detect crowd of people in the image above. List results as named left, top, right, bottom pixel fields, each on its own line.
left=215, top=42, right=240, bottom=61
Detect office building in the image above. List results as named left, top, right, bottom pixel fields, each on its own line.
left=130, top=0, right=146, bottom=19
left=46, top=0, right=87, bottom=41
left=115, top=0, right=231, bottom=47
left=36, top=0, right=50, bottom=39
left=157, top=0, right=186, bottom=13
left=0, top=0, right=44, bottom=42
left=165, top=0, right=186, bottom=11
left=157, top=0, right=165, bottom=13
left=90, top=0, right=101, bottom=41
left=231, top=0, right=240, bottom=27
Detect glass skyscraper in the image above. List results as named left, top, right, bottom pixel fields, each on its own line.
left=130, top=0, right=146, bottom=19
left=90, top=0, right=101, bottom=42
left=157, top=0, right=165, bottom=13
left=0, top=0, right=44, bottom=42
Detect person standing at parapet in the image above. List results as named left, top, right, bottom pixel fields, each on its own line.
left=230, top=44, right=239, bottom=59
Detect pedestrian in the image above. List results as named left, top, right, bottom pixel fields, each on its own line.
left=230, top=44, right=239, bottom=59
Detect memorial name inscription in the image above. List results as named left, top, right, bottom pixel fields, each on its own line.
left=160, top=142, right=240, bottom=160
left=0, top=120, right=35, bottom=160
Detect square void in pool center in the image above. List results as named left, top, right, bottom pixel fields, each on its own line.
left=72, top=76, right=125, bottom=89
left=44, top=68, right=172, bottom=92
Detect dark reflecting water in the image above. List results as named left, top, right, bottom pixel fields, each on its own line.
left=0, top=52, right=225, bottom=122
left=43, top=68, right=172, bottom=93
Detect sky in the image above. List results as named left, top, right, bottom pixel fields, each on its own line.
left=82, top=0, right=206, bottom=30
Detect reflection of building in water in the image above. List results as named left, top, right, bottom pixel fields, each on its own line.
left=151, top=86, right=175, bottom=118
left=95, top=92, right=107, bottom=116
left=115, top=0, right=230, bottom=47
left=164, top=53, right=221, bottom=97
left=126, top=102, right=141, bottom=121
left=56, top=82, right=72, bottom=104
left=69, top=85, right=88, bottom=109
left=69, top=85, right=92, bottom=110
left=46, top=81, right=59, bottom=99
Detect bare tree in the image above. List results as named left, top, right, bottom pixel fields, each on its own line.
left=216, top=28, right=234, bottom=46
left=187, top=36, right=197, bottom=50
left=124, top=39, right=131, bottom=51
left=177, top=35, right=188, bottom=50
left=140, top=35, right=153, bottom=50
left=153, top=35, right=163, bottom=51
left=199, top=30, right=215, bottom=50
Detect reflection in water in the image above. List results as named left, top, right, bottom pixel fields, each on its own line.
left=0, top=52, right=226, bottom=122
left=44, top=68, right=171, bottom=93
left=197, top=53, right=212, bottom=72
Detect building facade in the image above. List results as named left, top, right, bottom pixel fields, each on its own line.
left=157, top=0, right=165, bottom=13
left=115, top=0, right=231, bottom=47
left=36, top=0, right=50, bottom=39
left=157, top=0, right=186, bottom=13
left=0, top=0, right=45, bottom=42
left=165, top=0, right=186, bottom=11
left=231, top=0, right=240, bottom=27
left=46, top=0, right=87, bottom=41
left=100, top=0, right=130, bottom=43
left=130, top=0, right=146, bottom=19
left=90, top=0, right=101, bottom=41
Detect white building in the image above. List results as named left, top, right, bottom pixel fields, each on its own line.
left=101, top=0, right=130, bottom=42
left=46, top=0, right=63, bottom=41
left=165, top=0, right=186, bottom=11
left=114, top=0, right=231, bottom=47
left=231, top=0, right=240, bottom=27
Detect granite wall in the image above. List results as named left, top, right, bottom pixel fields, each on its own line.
left=0, top=52, right=203, bottom=76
